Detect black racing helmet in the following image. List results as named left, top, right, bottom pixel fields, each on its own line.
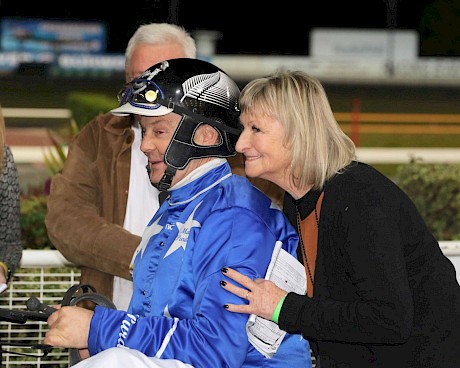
left=111, top=58, right=241, bottom=170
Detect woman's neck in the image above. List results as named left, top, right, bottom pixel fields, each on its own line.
left=284, top=183, right=313, bottom=200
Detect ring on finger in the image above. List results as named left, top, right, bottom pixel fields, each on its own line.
left=245, top=291, right=250, bottom=299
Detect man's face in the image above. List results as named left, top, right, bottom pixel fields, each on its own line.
left=140, top=113, right=219, bottom=189
left=126, top=43, right=187, bottom=82
left=139, top=113, right=200, bottom=188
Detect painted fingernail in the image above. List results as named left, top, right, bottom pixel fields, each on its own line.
left=220, top=280, right=227, bottom=286
left=221, top=267, right=228, bottom=273
left=223, top=304, right=229, bottom=309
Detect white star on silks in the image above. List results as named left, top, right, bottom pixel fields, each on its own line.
left=163, top=202, right=203, bottom=258
left=132, top=216, right=164, bottom=262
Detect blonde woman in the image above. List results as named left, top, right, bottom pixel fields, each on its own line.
left=0, top=107, right=23, bottom=292
left=221, top=70, right=460, bottom=367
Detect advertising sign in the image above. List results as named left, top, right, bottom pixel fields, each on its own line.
left=1, top=18, right=106, bottom=54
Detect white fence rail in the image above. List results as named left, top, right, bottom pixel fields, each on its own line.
left=5, top=106, right=460, bottom=164
left=355, top=147, right=460, bottom=164
left=1, top=245, right=460, bottom=367
left=11, top=146, right=460, bottom=165
left=2, top=108, right=72, bottom=120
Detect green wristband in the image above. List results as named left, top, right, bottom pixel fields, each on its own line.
left=271, top=294, right=287, bottom=324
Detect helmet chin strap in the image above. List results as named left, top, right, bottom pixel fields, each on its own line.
left=145, top=163, right=177, bottom=192
left=154, top=165, right=177, bottom=192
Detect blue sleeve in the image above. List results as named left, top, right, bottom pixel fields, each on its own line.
left=88, top=206, right=298, bottom=366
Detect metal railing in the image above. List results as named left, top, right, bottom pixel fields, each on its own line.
left=0, top=251, right=80, bottom=367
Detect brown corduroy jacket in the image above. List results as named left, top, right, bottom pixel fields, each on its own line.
left=46, top=113, right=139, bottom=301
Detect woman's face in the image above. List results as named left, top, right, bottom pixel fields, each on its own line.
left=236, top=110, right=292, bottom=189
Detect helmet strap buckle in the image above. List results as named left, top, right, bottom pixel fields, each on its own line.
left=158, top=166, right=177, bottom=192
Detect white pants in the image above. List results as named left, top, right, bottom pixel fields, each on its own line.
left=73, top=347, right=194, bottom=368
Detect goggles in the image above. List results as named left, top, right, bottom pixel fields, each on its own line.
left=116, top=79, right=166, bottom=111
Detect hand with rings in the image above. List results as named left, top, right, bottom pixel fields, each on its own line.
left=220, top=267, right=288, bottom=321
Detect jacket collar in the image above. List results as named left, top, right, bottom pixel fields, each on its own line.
left=294, top=188, right=324, bottom=220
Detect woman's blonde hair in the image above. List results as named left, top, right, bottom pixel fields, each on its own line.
left=240, top=70, right=356, bottom=190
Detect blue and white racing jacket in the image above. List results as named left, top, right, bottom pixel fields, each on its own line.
left=88, top=159, right=311, bottom=367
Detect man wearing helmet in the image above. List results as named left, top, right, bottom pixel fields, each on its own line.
left=114, top=58, right=243, bottom=192
left=44, top=58, right=312, bottom=368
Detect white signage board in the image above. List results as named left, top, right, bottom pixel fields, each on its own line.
left=310, top=28, right=419, bottom=61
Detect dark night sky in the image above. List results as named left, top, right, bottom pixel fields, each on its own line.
left=0, top=0, right=434, bottom=55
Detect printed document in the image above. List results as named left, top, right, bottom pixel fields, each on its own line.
left=246, top=241, right=307, bottom=358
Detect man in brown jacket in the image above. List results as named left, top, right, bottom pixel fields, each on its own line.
left=45, top=24, right=200, bottom=309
